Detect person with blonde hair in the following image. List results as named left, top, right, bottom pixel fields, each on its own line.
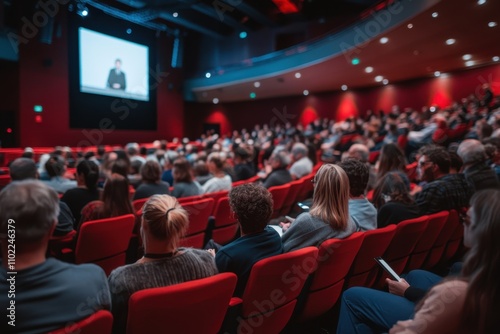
left=281, top=164, right=356, bottom=252
left=108, top=194, right=217, bottom=333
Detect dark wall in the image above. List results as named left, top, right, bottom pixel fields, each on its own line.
left=184, top=64, right=500, bottom=138
left=17, top=10, right=184, bottom=148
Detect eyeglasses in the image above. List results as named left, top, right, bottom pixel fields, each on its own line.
left=417, top=160, right=433, bottom=168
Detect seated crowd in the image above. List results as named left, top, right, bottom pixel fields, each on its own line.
left=1, top=90, right=500, bottom=333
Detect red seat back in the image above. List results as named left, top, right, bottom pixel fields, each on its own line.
left=75, top=214, right=135, bottom=275
left=132, top=197, right=149, bottom=213
left=345, top=224, right=397, bottom=288
left=298, top=232, right=364, bottom=321
left=268, top=183, right=291, bottom=218
left=180, top=198, right=215, bottom=248
left=279, top=180, right=303, bottom=216
left=48, top=310, right=113, bottom=334
left=212, top=197, right=239, bottom=245
left=424, top=210, right=460, bottom=269
left=127, top=273, right=237, bottom=334
left=239, top=247, right=318, bottom=333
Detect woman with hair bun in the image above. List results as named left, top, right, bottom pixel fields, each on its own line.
left=108, top=194, right=218, bottom=333
left=61, top=160, right=100, bottom=224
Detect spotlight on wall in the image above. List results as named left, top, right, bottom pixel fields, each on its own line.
left=76, top=2, right=89, bottom=17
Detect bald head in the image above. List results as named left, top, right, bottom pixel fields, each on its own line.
left=457, top=139, right=486, bottom=165
left=9, top=158, right=37, bottom=181
left=347, top=144, right=370, bottom=163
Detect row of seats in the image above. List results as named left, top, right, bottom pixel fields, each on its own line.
left=48, top=209, right=464, bottom=333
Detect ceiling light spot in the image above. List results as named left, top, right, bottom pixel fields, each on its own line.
left=365, top=66, right=374, bottom=73
left=379, top=37, right=389, bottom=44
left=434, top=71, right=441, bottom=77
left=249, top=92, right=256, bottom=99
left=478, top=0, right=486, bottom=5
left=431, top=12, right=438, bottom=18
left=407, top=23, right=413, bottom=29
left=254, top=81, right=260, bottom=88
left=445, top=38, right=456, bottom=45
left=375, top=75, right=384, bottom=82
left=212, top=98, right=219, bottom=104
left=295, top=72, right=301, bottom=79
left=465, top=60, right=475, bottom=67
left=126, top=28, right=132, bottom=34
left=493, top=56, right=500, bottom=62
left=303, top=90, right=309, bottom=96
left=239, top=31, right=247, bottom=39
left=488, top=21, right=497, bottom=28
left=205, top=72, right=211, bottom=78
left=382, top=79, right=389, bottom=85
left=173, top=12, right=178, bottom=18
left=341, top=85, right=348, bottom=91
left=462, top=54, right=472, bottom=60
left=351, top=58, right=360, bottom=65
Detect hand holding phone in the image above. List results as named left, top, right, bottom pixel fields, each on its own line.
left=374, top=257, right=402, bottom=282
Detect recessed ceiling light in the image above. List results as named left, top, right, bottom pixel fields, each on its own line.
left=379, top=37, right=389, bottom=44
left=295, top=72, right=301, bottom=79
left=205, top=72, right=211, bottom=78
left=434, top=71, right=441, bottom=77
left=445, top=38, right=456, bottom=45
left=341, top=85, right=348, bottom=91
left=351, top=58, right=360, bottom=65
left=407, top=23, right=413, bottom=29
left=462, top=54, right=472, bottom=60
left=239, top=31, right=247, bottom=39
left=478, top=0, right=486, bottom=5
left=465, top=60, right=475, bottom=67
left=249, top=92, right=256, bottom=99
left=365, top=66, right=374, bottom=73
left=432, top=12, right=438, bottom=18
left=493, top=56, right=500, bottom=62
left=303, top=90, right=309, bottom=96
left=382, top=79, right=389, bottom=85
left=173, top=12, right=178, bottom=17
left=254, top=81, right=260, bottom=88
left=375, top=75, right=384, bottom=82
left=212, top=98, right=219, bottom=104
left=488, top=21, right=498, bottom=28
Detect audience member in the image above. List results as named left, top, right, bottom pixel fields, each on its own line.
left=457, top=139, right=500, bottom=191
left=414, top=147, right=472, bottom=214
left=346, top=143, right=377, bottom=190
left=202, top=152, right=232, bottom=193
left=281, top=164, right=356, bottom=251
left=376, top=143, right=407, bottom=181
left=338, top=158, right=377, bottom=231
left=108, top=194, right=217, bottom=333
left=289, top=142, right=313, bottom=180
left=372, top=172, right=420, bottom=228
left=171, top=157, right=202, bottom=198
left=42, top=155, right=77, bottom=194
left=193, top=160, right=212, bottom=185
left=161, top=150, right=178, bottom=185
left=9, top=158, right=74, bottom=236
left=80, top=173, right=134, bottom=226
left=211, top=184, right=282, bottom=297
left=261, top=150, right=292, bottom=188
left=61, top=160, right=100, bottom=224
left=232, top=146, right=256, bottom=181
left=0, top=181, right=110, bottom=333
left=133, top=160, right=171, bottom=200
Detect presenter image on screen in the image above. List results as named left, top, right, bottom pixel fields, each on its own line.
left=107, top=58, right=126, bottom=90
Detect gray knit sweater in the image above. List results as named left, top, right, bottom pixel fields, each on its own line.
left=108, top=248, right=218, bottom=333
left=281, top=212, right=357, bottom=252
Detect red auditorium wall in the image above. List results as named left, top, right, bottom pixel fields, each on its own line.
left=184, top=63, right=500, bottom=138
left=18, top=11, right=184, bottom=148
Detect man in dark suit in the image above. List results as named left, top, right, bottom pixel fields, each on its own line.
left=107, top=58, right=126, bottom=90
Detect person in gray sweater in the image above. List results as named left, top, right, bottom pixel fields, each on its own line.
left=281, top=164, right=356, bottom=252
left=171, top=157, right=202, bottom=198
left=108, top=194, right=217, bottom=333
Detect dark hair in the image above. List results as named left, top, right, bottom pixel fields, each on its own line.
left=77, top=160, right=99, bottom=191
left=460, top=189, right=500, bottom=332
left=425, top=147, right=451, bottom=174
left=377, top=143, right=406, bottom=179
left=45, top=155, right=65, bottom=178
left=173, top=157, right=193, bottom=183
left=337, top=158, right=369, bottom=197
left=141, top=160, right=162, bottom=183
left=9, top=158, right=37, bottom=181
left=372, top=172, right=413, bottom=209
left=111, top=159, right=130, bottom=178
left=193, top=160, right=209, bottom=176
left=449, top=151, right=463, bottom=172
left=229, top=183, right=273, bottom=234
left=130, top=160, right=143, bottom=175
left=102, top=174, right=134, bottom=218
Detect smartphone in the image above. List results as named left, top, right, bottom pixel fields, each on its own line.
left=374, top=257, right=402, bottom=282
left=297, top=202, right=310, bottom=211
